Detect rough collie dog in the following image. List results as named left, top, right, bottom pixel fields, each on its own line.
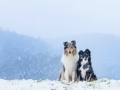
left=76, top=49, right=97, bottom=82
left=60, top=40, right=79, bottom=82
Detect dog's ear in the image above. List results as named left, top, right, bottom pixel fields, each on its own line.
left=85, top=49, right=91, bottom=54
left=78, top=50, right=83, bottom=55
left=63, top=42, right=68, bottom=46
left=71, top=40, right=76, bottom=46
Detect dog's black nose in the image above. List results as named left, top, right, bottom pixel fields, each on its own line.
left=69, top=51, right=71, bottom=53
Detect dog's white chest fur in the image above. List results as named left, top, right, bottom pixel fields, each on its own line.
left=61, top=52, right=79, bottom=82
left=62, top=54, right=78, bottom=67
left=80, top=59, right=89, bottom=79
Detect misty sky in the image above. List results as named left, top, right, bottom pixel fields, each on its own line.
left=0, top=0, right=120, bottom=38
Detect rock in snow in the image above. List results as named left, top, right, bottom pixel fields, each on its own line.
left=0, top=78, right=120, bottom=90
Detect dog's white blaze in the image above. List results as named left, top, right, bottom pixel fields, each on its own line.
left=61, top=51, right=79, bottom=82
left=80, top=58, right=89, bottom=79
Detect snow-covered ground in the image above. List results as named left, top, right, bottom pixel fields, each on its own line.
left=0, top=78, right=120, bottom=90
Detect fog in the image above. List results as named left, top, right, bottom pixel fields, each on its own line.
left=0, top=0, right=120, bottom=38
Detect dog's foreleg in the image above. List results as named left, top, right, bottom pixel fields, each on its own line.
left=65, top=70, right=69, bottom=83
left=86, top=73, right=92, bottom=82
left=76, top=70, right=79, bottom=82
left=72, top=71, right=76, bottom=82
left=76, top=69, right=81, bottom=82
left=61, top=69, right=65, bottom=80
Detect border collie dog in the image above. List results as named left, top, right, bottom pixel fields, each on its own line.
left=76, top=49, right=97, bottom=82
left=59, top=40, right=79, bottom=82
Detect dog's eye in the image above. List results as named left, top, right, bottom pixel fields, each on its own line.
left=66, top=46, right=68, bottom=48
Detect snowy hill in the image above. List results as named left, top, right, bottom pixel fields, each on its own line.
left=0, top=78, right=120, bottom=90
left=0, top=29, right=61, bottom=80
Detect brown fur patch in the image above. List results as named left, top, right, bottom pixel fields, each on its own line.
left=76, top=76, right=80, bottom=82
left=72, top=48, right=76, bottom=56
left=64, top=49, right=68, bottom=56
left=91, top=78, right=95, bottom=81
left=78, top=68, right=81, bottom=71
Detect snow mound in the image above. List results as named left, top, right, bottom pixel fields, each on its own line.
left=0, top=78, right=120, bottom=90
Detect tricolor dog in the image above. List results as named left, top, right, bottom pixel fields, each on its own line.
left=76, top=49, right=97, bottom=82
left=59, top=40, right=79, bottom=82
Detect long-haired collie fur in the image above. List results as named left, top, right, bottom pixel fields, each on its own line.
left=58, top=65, right=65, bottom=81
left=76, top=49, right=97, bottom=82
left=59, top=40, right=79, bottom=82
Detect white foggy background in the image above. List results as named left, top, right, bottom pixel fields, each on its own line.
left=0, top=0, right=120, bottom=38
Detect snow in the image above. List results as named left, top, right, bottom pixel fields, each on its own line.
left=0, top=78, right=120, bottom=90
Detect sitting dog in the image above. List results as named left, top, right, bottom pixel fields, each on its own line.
left=76, top=49, right=97, bottom=82
left=60, top=40, right=79, bottom=82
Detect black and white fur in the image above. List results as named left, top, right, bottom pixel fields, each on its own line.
left=59, top=40, right=79, bottom=82
left=76, top=49, right=97, bottom=82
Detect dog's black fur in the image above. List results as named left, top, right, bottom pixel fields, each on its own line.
left=76, top=49, right=97, bottom=82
